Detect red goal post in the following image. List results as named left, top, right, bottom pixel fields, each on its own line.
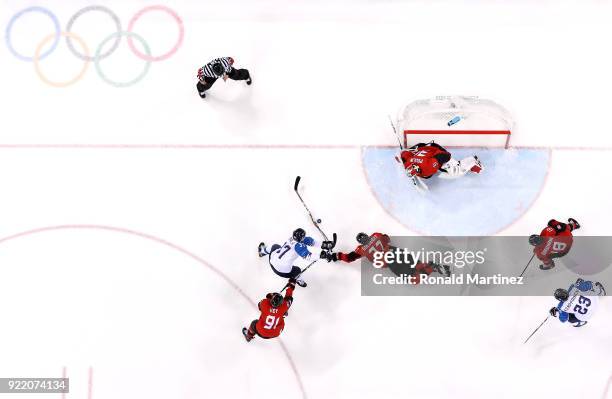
left=398, top=96, right=513, bottom=149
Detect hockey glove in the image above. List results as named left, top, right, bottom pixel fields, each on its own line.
left=549, top=307, right=559, bottom=317
left=568, top=218, right=580, bottom=230
left=321, top=240, right=335, bottom=250
left=529, top=234, right=543, bottom=246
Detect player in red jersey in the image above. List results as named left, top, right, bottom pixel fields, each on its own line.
left=337, top=232, right=391, bottom=263
left=529, top=218, right=580, bottom=270
left=242, top=278, right=298, bottom=342
left=399, top=142, right=483, bottom=190
left=323, top=232, right=450, bottom=282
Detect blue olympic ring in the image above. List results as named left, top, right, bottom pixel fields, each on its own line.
left=5, top=7, right=60, bottom=62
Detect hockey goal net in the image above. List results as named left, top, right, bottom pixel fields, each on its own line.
left=398, top=96, right=513, bottom=149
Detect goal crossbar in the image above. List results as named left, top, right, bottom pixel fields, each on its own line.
left=404, top=130, right=511, bottom=149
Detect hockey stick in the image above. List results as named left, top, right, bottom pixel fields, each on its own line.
left=277, top=231, right=337, bottom=293
left=388, top=115, right=404, bottom=150
left=523, top=316, right=549, bottom=344
left=519, top=253, right=536, bottom=278
left=389, top=116, right=429, bottom=192
left=280, top=260, right=317, bottom=293
left=412, top=175, right=429, bottom=192
left=294, top=176, right=333, bottom=242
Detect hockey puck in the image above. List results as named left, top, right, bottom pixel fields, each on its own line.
left=316, top=219, right=322, bottom=224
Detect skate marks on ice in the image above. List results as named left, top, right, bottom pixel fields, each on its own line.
left=361, top=148, right=550, bottom=235
left=0, top=225, right=306, bottom=399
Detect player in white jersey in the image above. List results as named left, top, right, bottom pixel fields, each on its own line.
left=258, top=228, right=333, bottom=287
left=549, top=279, right=606, bottom=327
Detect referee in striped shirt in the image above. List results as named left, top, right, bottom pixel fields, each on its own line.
left=197, top=57, right=251, bottom=99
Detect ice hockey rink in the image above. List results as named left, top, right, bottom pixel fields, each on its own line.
left=1, top=0, right=611, bottom=398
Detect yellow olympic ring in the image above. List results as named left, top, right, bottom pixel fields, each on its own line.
left=33, top=32, right=90, bottom=88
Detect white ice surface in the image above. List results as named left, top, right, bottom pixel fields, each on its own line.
left=1, top=1, right=611, bottom=398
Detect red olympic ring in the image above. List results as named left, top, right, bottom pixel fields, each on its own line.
left=127, top=5, right=185, bottom=62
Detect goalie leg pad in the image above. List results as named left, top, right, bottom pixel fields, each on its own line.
left=439, top=156, right=483, bottom=179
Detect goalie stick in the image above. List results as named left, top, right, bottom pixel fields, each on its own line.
left=388, top=115, right=404, bottom=150
left=389, top=116, right=428, bottom=192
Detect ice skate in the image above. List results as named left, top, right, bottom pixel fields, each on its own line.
left=258, top=242, right=268, bottom=257
left=539, top=260, right=555, bottom=270
left=242, top=327, right=253, bottom=342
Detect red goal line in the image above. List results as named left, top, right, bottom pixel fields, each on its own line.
left=404, top=130, right=511, bottom=149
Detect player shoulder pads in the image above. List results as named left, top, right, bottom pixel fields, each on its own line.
left=302, top=236, right=315, bottom=246
left=576, top=279, right=593, bottom=292
left=294, top=242, right=311, bottom=258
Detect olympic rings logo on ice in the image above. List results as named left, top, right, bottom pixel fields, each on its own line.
left=5, top=5, right=184, bottom=88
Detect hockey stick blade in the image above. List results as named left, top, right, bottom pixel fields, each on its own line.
left=330, top=232, right=337, bottom=249
left=412, top=176, right=429, bottom=193
left=294, top=176, right=301, bottom=192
